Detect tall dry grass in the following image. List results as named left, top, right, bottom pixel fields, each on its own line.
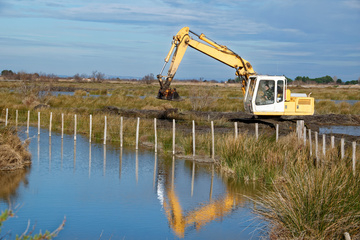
left=0, top=127, right=31, bottom=170
left=254, top=163, right=360, bottom=239
left=218, top=133, right=310, bottom=184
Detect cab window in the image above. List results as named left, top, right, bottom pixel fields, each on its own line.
left=255, top=80, right=274, bottom=105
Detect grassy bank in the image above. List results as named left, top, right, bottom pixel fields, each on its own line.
left=0, top=127, right=31, bottom=171
left=255, top=164, right=360, bottom=239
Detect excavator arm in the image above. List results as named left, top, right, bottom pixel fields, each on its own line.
left=157, top=27, right=256, bottom=100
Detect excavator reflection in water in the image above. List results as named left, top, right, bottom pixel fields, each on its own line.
left=156, top=158, right=256, bottom=238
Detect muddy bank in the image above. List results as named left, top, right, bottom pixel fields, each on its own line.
left=0, top=128, right=31, bottom=171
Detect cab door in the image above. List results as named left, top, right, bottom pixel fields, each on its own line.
left=273, top=79, right=285, bottom=112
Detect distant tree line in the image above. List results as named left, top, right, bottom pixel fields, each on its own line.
left=2, top=69, right=359, bottom=85
left=288, top=75, right=360, bottom=85
left=1, top=70, right=59, bottom=82
left=227, top=75, right=360, bottom=85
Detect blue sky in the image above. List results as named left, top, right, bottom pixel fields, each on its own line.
left=0, top=0, right=359, bottom=81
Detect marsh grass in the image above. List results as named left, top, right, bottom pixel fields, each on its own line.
left=0, top=127, right=31, bottom=170
left=218, top=132, right=311, bottom=183
left=315, top=100, right=360, bottom=114
left=254, top=163, right=360, bottom=239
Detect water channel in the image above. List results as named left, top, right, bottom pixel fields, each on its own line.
left=0, top=127, right=266, bottom=239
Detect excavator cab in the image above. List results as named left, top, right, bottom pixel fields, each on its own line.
left=244, top=75, right=314, bottom=116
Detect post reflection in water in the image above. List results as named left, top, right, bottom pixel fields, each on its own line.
left=119, top=148, right=122, bottom=179
left=61, top=138, right=63, bottom=169
left=37, top=135, right=40, bottom=166
left=209, top=164, right=214, bottom=201
left=48, top=137, right=51, bottom=171
left=171, top=155, right=175, bottom=190
left=73, top=141, right=76, bottom=172
left=88, top=143, right=92, bottom=178
left=191, top=161, right=195, bottom=197
left=153, top=153, right=157, bottom=189
left=135, top=150, right=138, bottom=183
left=103, top=145, right=106, bottom=176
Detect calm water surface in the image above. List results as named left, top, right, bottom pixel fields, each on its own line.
left=0, top=127, right=266, bottom=239
left=319, top=125, right=360, bottom=136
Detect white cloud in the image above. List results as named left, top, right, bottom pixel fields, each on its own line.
left=344, top=0, right=360, bottom=9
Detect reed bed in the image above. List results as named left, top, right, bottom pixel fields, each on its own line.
left=254, top=164, right=360, bottom=239
left=0, top=127, right=31, bottom=171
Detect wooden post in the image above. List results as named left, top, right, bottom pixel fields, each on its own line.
left=341, top=138, right=345, bottom=159
left=353, top=142, right=356, bottom=175
left=331, top=136, right=335, bottom=149
left=344, top=232, right=351, bottom=240
left=49, top=112, right=52, bottom=137
left=26, top=110, right=30, bottom=134
left=322, top=134, right=326, bottom=156
left=315, top=131, right=319, bottom=165
left=120, top=117, right=123, bottom=148
left=89, top=114, right=92, bottom=142
left=38, top=112, right=40, bottom=135
left=255, top=123, right=258, bottom=140
left=303, top=126, right=306, bottom=145
left=136, top=117, right=140, bottom=150
left=5, top=108, right=8, bottom=126
left=103, top=116, right=107, bottom=145
left=308, top=129, right=312, bottom=156
left=211, top=121, right=215, bottom=159
left=276, top=124, right=279, bottom=142
left=154, top=118, right=157, bottom=153
left=297, top=120, right=304, bottom=140
left=15, top=110, right=18, bottom=128
left=74, top=114, right=77, bottom=141
left=234, top=122, right=238, bottom=139
left=192, top=120, right=196, bottom=156
left=173, top=119, right=176, bottom=155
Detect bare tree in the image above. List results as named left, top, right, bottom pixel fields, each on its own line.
left=141, top=73, right=155, bottom=84
left=96, top=72, right=105, bottom=82
left=74, top=73, right=82, bottom=82
left=91, top=70, right=97, bottom=82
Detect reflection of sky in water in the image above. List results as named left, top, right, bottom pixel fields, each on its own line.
left=319, top=126, right=360, bottom=136
left=0, top=127, right=266, bottom=239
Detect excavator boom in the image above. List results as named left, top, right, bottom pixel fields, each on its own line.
left=157, top=27, right=256, bottom=100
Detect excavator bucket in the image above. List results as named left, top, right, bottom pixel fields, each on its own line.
left=157, top=88, right=181, bottom=100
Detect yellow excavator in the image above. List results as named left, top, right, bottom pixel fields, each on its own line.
left=157, top=27, right=314, bottom=116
